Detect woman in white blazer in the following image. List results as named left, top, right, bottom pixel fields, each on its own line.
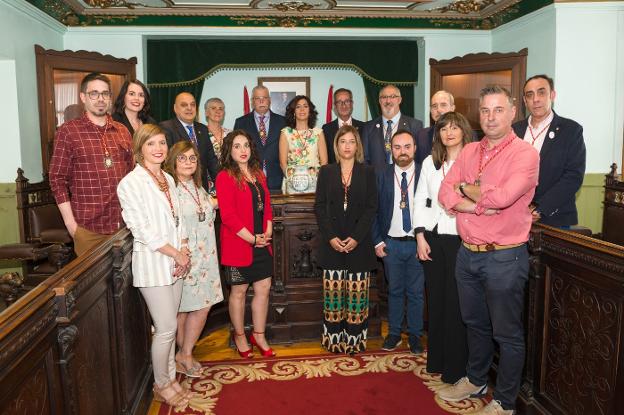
left=117, top=124, right=192, bottom=408
left=413, top=112, right=473, bottom=386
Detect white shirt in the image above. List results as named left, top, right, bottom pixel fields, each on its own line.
left=413, top=155, right=458, bottom=235
left=388, top=161, right=417, bottom=238
left=338, top=117, right=353, bottom=128
left=523, top=111, right=554, bottom=153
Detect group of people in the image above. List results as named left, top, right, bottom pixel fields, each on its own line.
left=48, top=70, right=586, bottom=414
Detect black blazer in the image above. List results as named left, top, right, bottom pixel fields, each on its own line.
left=159, top=118, right=219, bottom=191
left=414, top=126, right=434, bottom=165
left=111, top=112, right=157, bottom=137
left=233, top=111, right=286, bottom=191
left=314, top=163, right=378, bottom=273
left=371, top=163, right=421, bottom=246
left=512, top=111, right=586, bottom=227
left=361, top=115, right=423, bottom=172
left=321, top=118, right=365, bottom=164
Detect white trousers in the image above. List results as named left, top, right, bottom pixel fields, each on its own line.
left=139, top=278, right=183, bottom=386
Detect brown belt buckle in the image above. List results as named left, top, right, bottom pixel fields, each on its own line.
left=485, top=243, right=496, bottom=251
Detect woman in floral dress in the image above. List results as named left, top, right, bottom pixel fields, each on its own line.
left=165, top=140, right=224, bottom=378
left=279, top=95, right=328, bottom=193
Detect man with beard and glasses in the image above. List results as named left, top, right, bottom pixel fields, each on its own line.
left=322, top=88, right=365, bottom=164
left=361, top=84, right=423, bottom=171
left=49, top=72, right=133, bottom=256
left=371, top=129, right=425, bottom=355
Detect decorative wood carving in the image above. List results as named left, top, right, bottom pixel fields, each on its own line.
left=602, top=163, right=624, bottom=246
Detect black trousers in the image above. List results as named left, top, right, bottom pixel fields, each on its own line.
left=422, top=230, right=467, bottom=384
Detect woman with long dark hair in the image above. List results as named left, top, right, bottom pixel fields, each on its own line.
left=279, top=95, right=328, bottom=193
left=216, top=129, right=275, bottom=358
left=413, top=111, right=474, bottom=384
left=112, top=79, right=157, bottom=136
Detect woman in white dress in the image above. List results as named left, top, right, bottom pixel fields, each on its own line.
left=117, top=124, right=192, bottom=408
left=164, top=140, right=224, bottom=378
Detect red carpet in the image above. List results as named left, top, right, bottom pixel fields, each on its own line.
left=158, top=350, right=488, bottom=414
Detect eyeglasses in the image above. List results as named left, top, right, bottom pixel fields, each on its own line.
left=86, top=90, right=112, bottom=100
left=177, top=154, right=198, bottom=163
left=380, top=95, right=400, bottom=100
left=335, top=100, right=353, bottom=106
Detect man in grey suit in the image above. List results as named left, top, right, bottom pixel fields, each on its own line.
left=361, top=84, right=423, bottom=171
left=321, top=88, right=365, bottom=164
left=233, top=85, right=286, bottom=191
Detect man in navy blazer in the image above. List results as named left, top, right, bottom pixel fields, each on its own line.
left=160, top=92, right=219, bottom=192
left=512, top=74, right=586, bottom=227
left=371, top=129, right=424, bottom=355
left=415, top=90, right=456, bottom=164
left=361, top=84, right=423, bottom=171
left=233, top=85, right=286, bottom=192
left=321, top=88, right=365, bottom=164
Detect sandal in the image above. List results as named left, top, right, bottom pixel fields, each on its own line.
left=175, top=356, right=202, bottom=378
left=153, top=381, right=189, bottom=407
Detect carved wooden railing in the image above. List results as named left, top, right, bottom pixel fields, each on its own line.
left=0, top=228, right=151, bottom=415
left=520, top=224, right=624, bottom=415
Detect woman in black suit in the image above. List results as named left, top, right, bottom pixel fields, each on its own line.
left=314, top=125, right=378, bottom=355
left=112, top=79, right=157, bottom=136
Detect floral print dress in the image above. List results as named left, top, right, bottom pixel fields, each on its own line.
left=177, top=179, right=224, bottom=312
left=281, top=126, right=322, bottom=193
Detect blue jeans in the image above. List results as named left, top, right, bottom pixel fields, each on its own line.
left=382, top=238, right=425, bottom=338
left=455, top=244, right=528, bottom=410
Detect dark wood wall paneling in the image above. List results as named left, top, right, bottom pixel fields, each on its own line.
left=0, top=229, right=151, bottom=415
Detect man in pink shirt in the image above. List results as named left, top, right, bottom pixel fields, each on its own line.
left=437, top=86, right=539, bottom=415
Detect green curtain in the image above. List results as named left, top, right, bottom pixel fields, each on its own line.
left=146, top=40, right=418, bottom=122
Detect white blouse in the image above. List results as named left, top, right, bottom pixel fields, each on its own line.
left=413, top=155, right=458, bottom=236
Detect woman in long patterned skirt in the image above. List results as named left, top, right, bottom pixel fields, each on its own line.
left=314, top=125, right=378, bottom=354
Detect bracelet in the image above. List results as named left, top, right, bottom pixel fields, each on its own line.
left=252, top=235, right=257, bottom=246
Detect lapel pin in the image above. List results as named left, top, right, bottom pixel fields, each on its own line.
left=548, top=131, right=555, bottom=139
left=376, top=123, right=380, bottom=128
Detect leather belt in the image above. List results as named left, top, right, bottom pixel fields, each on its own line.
left=462, top=242, right=524, bottom=252
left=388, top=235, right=415, bottom=242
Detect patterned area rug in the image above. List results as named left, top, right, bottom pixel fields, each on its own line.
left=157, top=350, right=488, bottom=414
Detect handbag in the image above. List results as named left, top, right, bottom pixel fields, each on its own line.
left=224, top=266, right=246, bottom=285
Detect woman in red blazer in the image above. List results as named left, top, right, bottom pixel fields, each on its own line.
left=216, top=129, right=275, bottom=358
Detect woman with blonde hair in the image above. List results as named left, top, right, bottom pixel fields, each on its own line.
left=117, top=124, right=191, bottom=407
left=165, top=140, right=223, bottom=378
left=314, top=125, right=377, bottom=354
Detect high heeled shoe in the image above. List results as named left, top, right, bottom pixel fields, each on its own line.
left=153, top=381, right=189, bottom=408
left=232, top=332, right=254, bottom=358
left=250, top=331, right=276, bottom=357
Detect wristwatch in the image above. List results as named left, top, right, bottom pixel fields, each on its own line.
left=459, top=182, right=468, bottom=197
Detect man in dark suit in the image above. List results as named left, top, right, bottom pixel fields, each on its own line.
left=361, top=84, right=423, bottom=171
left=415, top=90, right=456, bottom=164
left=372, top=129, right=424, bottom=355
left=321, top=88, right=365, bottom=164
left=160, top=92, right=219, bottom=192
left=233, top=85, right=286, bottom=192
left=512, top=74, right=586, bottom=227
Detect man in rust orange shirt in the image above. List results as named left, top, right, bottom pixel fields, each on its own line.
left=437, top=86, right=539, bottom=415
left=49, top=72, right=133, bottom=256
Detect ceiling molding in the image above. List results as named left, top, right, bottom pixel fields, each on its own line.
left=24, top=0, right=553, bottom=28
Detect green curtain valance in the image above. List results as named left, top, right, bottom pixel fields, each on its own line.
left=146, top=39, right=419, bottom=121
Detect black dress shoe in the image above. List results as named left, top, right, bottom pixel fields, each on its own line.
left=408, top=336, right=423, bottom=355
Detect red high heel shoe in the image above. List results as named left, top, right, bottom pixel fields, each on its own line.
left=250, top=331, right=276, bottom=357
left=232, top=332, right=253, bottom=358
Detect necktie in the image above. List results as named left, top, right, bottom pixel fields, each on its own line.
left=259, top=115, right=267, bottom=146
left=186, top=125, right=199, bottom=148
left=385, top=120, right=393, bottom=164
left=258, top=115, right=268, bottom=173
left=401, top=171, right=411, bottom=233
